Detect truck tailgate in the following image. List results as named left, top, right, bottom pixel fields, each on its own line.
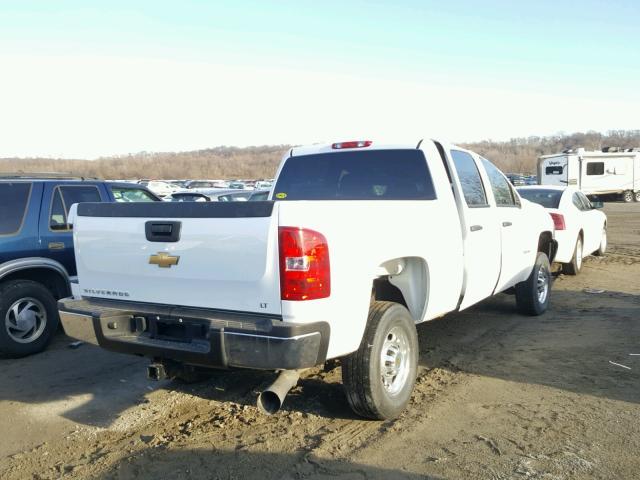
left=73, top=202, right=281, bottom=315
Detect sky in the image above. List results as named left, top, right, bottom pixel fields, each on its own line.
left=0, top=0, right=639, bottom=159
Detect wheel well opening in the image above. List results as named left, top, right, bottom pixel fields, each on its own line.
left=372, top=277, right=408, bottom=310
left=1, top=268, right=69, bottom=299
left=538, top=231, right=556, bottom=263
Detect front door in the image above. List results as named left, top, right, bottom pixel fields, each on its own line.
left=448, top=150, right=502, bottom=310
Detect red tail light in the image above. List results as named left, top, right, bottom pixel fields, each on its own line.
left=550, top=212, right=565, bottom=230
left=332, top=140, right=372, bottom=149
left=279, top=227, right=330, bottom=301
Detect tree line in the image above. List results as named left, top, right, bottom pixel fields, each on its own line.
left=1, top=130, right=639, bottom=180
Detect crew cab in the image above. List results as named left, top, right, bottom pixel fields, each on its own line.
left=59, top=140, right=556, bottom=419
left=0, top=174, right=159, bottom=357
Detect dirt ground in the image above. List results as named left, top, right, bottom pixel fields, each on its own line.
left=1, top=203, right=638, bottom=480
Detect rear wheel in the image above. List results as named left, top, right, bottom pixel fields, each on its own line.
left=515, top=252, right=551, bottom=316
left=634, top=191, right=640, bottom=202
left=562, top=236, right=583, bottom=275
left=342, top=301, right=418, bottom=420
left=622, top=190, right=634, bottom=203
left=595, top=226, right=607, bottom=256
left=0, top=280, right=59, bottom=358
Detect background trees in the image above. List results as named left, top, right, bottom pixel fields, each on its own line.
left=1, top=130, right=639, bottom=179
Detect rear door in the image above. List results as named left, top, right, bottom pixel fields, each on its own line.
left=480, top=158, right=529, bottom=291
left=448, top=150, right=501, bottom=310
left=39, top=183, right=107, bottom=275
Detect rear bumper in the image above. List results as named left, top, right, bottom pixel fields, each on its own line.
left=58, top=297, right=330, bottom=370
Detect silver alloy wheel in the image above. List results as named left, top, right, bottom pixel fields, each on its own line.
left=623, top=190, right=634, bottom=202
left=576, top=238, right=583, bottom=270
left=536, top=266, right=549, bottom=304
left=380, top=326, right=411, bottom=395
left=4, top=297, right=47, bottom=344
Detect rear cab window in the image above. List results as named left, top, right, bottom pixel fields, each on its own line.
left=50, top=185, right=102, bottom=231
left=273, top=149, right=436, bottom=200
left=0, top=182, right=32, bottom=236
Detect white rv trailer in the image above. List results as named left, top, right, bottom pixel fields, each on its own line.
left=538, top=147, right=640, bottom=202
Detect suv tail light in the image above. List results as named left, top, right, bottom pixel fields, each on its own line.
left=332, top=140, right=372, bottom=149
left=550, top=212, right=565, bottom=230
left=279, top=227, right=330, bottom=301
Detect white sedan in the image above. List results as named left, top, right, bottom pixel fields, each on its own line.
left=517, top=186, right=607, bottom=275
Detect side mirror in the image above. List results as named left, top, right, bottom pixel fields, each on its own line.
left=591, top=200, right=604, bottom=209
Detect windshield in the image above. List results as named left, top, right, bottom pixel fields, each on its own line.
left=273, top=149, right=436, bottom=200
left=517, top=188, right=563, bottom=209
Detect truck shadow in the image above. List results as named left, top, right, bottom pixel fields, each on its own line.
left=94, top=448, right=441, bottom=480
left=416, top=288, right=640, bottom=406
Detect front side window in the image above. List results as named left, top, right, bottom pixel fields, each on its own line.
left=450, top=150, right=487, bottom=207
left=586, top=162, right=604, bottom=176
left=481, top=158, right=515, bottom=206
left=577, top=192, right=592, bottom=210
left=50, top=185, right=101, bottom=231
left=0, top=182, right=32, bottom=235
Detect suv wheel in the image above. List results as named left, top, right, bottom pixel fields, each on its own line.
left=342, top=301, right=418, bottom=420
left=0, top=280, right=59, bottom=357
left=515, top=252, right=551, bottom=316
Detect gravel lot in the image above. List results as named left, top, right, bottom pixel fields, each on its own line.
left=1, top=203, right=639, bottom=480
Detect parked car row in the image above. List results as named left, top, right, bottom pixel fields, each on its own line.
left=139, top=178, right=274, bottom=197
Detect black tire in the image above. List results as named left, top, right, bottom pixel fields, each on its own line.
left=622, top=190, right=634, bottom=203
left=562, top=235, right=583, bottom=275
left=594, top=226, right=607, bottom=256
left=515, top=252, right=551, bottom=316
left=342, top=301, right=418, bottom=420
left=0, top=280, right=60, bottom=358
left=634, top=191, right=640, bottom=202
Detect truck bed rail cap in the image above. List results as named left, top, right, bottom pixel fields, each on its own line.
left=76, top=201, right=275, bottom=218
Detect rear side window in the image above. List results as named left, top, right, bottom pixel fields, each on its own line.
left=0, top=183, right=32, bottom=235
left=273, top=149, right=436, bottom=200
left=586, top=162, right=604, bottom=176
left=481, top=158, right=516, bottom=206
left=517, top=188, right=563, bottom=208
left=451, top=150, right=487, bottom=207
left=50, top=185, right=101, bottom=231
left=111, top=187, right=157, bottom=202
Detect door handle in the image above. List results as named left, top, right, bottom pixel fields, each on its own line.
left=470, top=225, right=483, bottom=232
left=502, top=221, right=513, bottom=227
left=48, top=242, right=65, bottom=250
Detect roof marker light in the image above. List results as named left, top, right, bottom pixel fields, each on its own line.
left=331, top=140, right=372, bottom=149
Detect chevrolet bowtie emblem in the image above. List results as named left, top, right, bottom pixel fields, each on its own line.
left=149, top=252, right=180, bottom=268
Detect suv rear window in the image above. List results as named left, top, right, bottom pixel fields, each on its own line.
left=0, top=183, right=32, bottom=235
left=273, top=150, right=436, bottom=200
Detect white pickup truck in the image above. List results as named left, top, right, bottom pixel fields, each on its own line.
left=59, top=140, right=556, bottom=420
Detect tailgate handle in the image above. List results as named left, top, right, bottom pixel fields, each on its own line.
left=145, top=221, right=181, bottom=242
